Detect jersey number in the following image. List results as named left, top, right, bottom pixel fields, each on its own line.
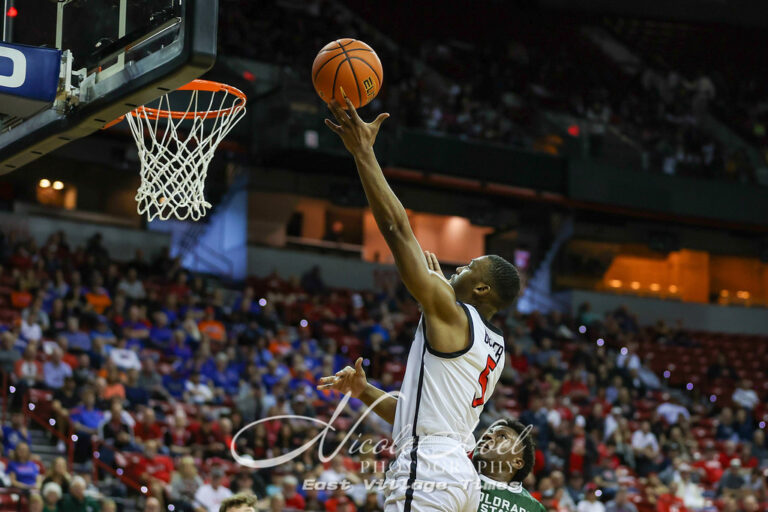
left=472, top=355, right=497, bottom=407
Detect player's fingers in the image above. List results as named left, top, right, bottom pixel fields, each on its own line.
left=324, top=119, right=343, bottom=135
left=354, top=357, right=364, bottom=375
left=317, top=376, right=337, bottom=384
left=328, top=100, right=350, bottom=125
left=335, top=367, right=354, bottom=377
left=317, top=384, right=336, bottom=390
left=340, top=87, right=363, bottom=124
left=429, top=252, right=441, bottom=271
left=424, top=251, right=436, bottom=271
left=371, top=112, right=390, bottom=130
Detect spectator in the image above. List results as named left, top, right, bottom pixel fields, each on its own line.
left=656, top=396, right=690, bottom=425
left=185, top=372, right=215, bottom=405
left=577, top=483, right=605, bottom=512
left=42, top=481, right=63, bottom=512
left=193, top=466, right=233, bottom=512
left=67, top=389, right=99, bottom=462
left=169, top=456, right=203, bottom=509
left=631, top=421, right=659, bottom=476
left=282, top=475, right=305, bottom=510
left=133, top=408, right=164, bottom=446
left=716, top=408, right=738, bottom=441
left=42, top=457, right=71, bottom=495
left=14, top=343, right=44, bottom=388
left=63, top=316, right=92, bottom=352
left=149, top=312, right=173, bottom=349
left=117, top=268, right=146, bottom=300
left=7, top=441, right=41, bottom=489
left=91, top=317, right=117, bottom=346
left=143, top=497, right=160, bottom=512
left=198, top=308, right=226, bottom=342
left=44, top=347, right=73, bottom=389
left=718, top=458, right=746, bottom=497
left=605, top=488, right=637, bottom=512
left=98, top=398, right=135, bottom=450
left=732, top=379, right=760, bottom=410
left=1, top=412, right=31, bottom=455
left=135, top=439, right=174, bottom=484
left=0, top=332, right=20, bottom=374
left=674, top=463, right=705, bottom=509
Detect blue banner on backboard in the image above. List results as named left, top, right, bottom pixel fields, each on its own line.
left=0, top=43, right=61, bottom=102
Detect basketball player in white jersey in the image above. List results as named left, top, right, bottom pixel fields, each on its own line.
left=325, top=93, right=520, bottom=511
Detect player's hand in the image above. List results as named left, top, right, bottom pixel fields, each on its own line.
left=424, top=250, right=450, bottom=284
left=325, top=86, right=389, bottom=156
left=317, top=357, right=368, bottom=398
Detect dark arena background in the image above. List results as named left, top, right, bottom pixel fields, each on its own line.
left=0, top=0, right=767, bottom=511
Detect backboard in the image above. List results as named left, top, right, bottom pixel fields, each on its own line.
left=0, top=0, right=218, bottom=174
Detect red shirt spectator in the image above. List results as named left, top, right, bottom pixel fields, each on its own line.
left=282, top=475, right=305, bottom=510
left=135, top=440, right=174, bottom=483
left=657, top=492, right=688, bottom=512
left=134, top=409, right=164, bottom=443
left=693, top=455, right=723, bottom=486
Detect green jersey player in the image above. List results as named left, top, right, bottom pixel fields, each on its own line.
left=472, top=419, right=547, bottom=512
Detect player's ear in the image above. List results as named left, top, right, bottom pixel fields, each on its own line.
left=473, top=282, right=491, bottom=298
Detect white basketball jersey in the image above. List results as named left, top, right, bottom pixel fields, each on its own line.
left=392, top=302, right=506, bottom=453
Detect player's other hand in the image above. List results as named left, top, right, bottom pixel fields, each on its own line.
left=424, top=250, right=450, bottom=284
left=317, top=357, right=368, bottom=398
left=325, top=86, right=389, bottom=156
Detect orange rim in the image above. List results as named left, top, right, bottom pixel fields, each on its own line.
left=103, top=79, right=247, bottom=128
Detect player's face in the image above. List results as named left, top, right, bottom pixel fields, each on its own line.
left=449, top=257, right=486, bottom=298
left=474, top=425, right=520, bottom=465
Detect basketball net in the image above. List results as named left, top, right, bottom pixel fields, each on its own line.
left=121, top=80, right=247, bottom=221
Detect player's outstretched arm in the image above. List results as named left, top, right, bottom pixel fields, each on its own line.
left=317, top=357, right=397, bottom=425
left=325, top=92, right=466, bottom=352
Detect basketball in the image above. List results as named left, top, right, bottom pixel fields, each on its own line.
left=312, top=38, right=383, bottom=109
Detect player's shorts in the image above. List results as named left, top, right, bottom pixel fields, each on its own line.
left=383, top=436, right=480, bottom=512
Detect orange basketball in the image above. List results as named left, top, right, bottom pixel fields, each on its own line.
left=312, top=39, right=383, bottom=109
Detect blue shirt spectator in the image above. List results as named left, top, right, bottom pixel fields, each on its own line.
left=1, top=415, right=31, bottom=454
left=43, top=349, right=73, bottom=389
left=7, top=458, right=39, bottom=487
left=63, top=316, right=92, bottom=352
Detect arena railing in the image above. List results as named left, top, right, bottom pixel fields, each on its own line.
left=23, top=388, right=75, bottom=471
left=90, top=439, right=146, bottom=496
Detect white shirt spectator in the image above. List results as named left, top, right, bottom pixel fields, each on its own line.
left=733, top=387, right=759, bottom=410
left=657, top=402, right=690, bottom=424
left=676, top=480, right=705, bottom=509
left=578, top=499, right=606, bottom=512
left=20, top=319, right=42, bottom=343
left=109, top=348, right=142, bottom=371
left=186, top=380, right=214, bottom=404
left=117, top=277, right=146, bottom=300
left=194, top=484, right=232, bottom=512
left=616, top=352, right=641, bottom=371
left=631, top=430, right=659, bottom=454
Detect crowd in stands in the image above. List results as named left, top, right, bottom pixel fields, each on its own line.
left=1, top=226, right=768, bottom=512
left=218, top=0, right=766, bottom=186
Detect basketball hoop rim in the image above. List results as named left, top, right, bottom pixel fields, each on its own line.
left=104, top=79, right=247, bottom=128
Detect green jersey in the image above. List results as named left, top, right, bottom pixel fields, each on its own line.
left=478, top=475, right=547, bottom=512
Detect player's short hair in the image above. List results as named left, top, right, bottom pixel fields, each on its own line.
left=499, top=418, right=535, bottom=482
left=219, top=493, right=258, bottom=512
left=485, top=255, right=520, bottom=310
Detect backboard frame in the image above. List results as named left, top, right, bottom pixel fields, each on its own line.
left=0, top=0, right=218, bottom=174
